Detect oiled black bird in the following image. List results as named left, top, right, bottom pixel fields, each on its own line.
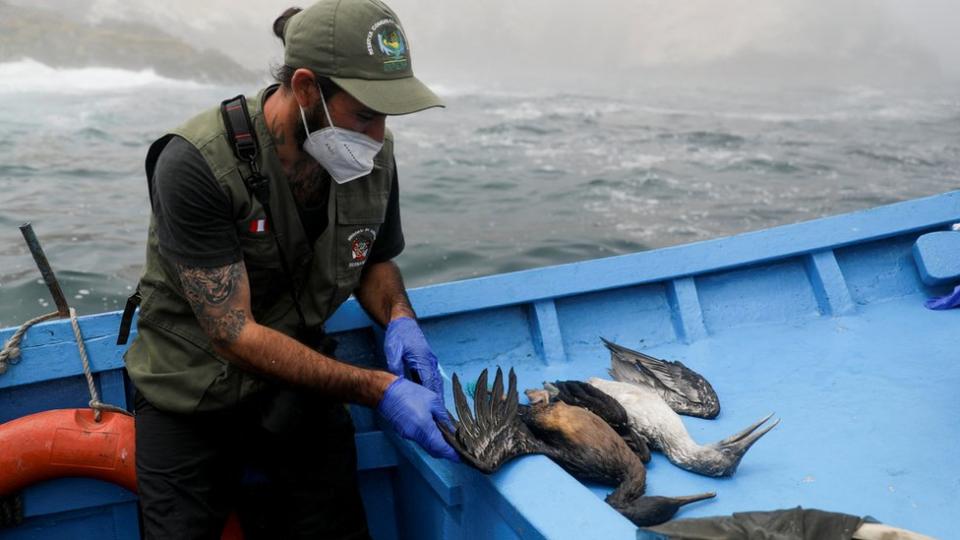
left=602, top=338, right=721, bottom=419
left=527, top=380, right=651, bottom=463
left=440, top=368, right=715, bottom=527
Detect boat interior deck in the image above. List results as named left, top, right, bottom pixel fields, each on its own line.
left=442, top=291, right=957, bottom=537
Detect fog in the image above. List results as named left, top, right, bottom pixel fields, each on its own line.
left=10, top=0, right=960, bottom=89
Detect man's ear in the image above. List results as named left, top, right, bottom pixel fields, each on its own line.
left=290, top=68, right=320, bottom=109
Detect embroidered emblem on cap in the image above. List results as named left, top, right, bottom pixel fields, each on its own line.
left=366, top=19, right=409, bottom=73
left=348, top=228, right=377, bottom=268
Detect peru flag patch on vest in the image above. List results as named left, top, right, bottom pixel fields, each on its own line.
left=248, top=218, right=268, bottom=233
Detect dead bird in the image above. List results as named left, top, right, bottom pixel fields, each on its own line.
left=603, top=338, right=721, bottom=419
left=527, top=380, right=652, bottom=463
left=441, top=368, right=715, bottom=527
left=586, top=377, right=779, bottom=477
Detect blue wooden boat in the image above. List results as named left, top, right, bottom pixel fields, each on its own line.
left=2, top=191, right=958, bottom=539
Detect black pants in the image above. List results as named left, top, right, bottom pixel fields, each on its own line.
left=134, top=388, right=370, bottom=540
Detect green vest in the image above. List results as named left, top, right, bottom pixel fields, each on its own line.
left=125, top=86, right=394, bottom=414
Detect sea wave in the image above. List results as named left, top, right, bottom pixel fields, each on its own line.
left=0, top=59, right=212, bottom=94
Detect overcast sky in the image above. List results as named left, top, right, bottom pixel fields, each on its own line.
left=16, top=0, right=960, bottom=87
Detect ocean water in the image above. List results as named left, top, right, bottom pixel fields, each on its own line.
left=1, top=60, right=958, bottom=327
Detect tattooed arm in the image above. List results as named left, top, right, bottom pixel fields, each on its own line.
left=176, top=262, right=250, bottom=348
left=354, top=260, right=416, bottom=326
left=175, top=261, right=395, bottom=406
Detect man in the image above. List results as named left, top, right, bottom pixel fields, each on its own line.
left=122, top=0, right=459, bottom=537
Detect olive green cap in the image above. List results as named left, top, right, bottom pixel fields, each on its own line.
left=283, top=0, right=443, bottom=115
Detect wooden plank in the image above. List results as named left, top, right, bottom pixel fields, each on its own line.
left=96, top=370, right=128, bottom=410
left=0, top=333, right=126, bottom=390
left=380, top=425, right=463, bottom=507
left=355, top=431, right=399, bottom=471
left=21, top=479, right=136, bottom=518
left=527, top=300, right=567, bottom=365
left=666, top=277, right=708, bottom=343
left=805, top=250, right=856, bottom=316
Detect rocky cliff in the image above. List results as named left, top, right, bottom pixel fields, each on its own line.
left=0, top=2, right=260, bottom=84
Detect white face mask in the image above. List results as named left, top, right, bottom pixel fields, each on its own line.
left=300, top=91, right=383, bottom=184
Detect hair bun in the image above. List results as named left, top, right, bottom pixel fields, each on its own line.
left=273, top=7, right=303, bottom=44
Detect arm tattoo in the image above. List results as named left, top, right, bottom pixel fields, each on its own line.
left=176, top=262, right=248, bottom=346
left=179, top=264, right=240, bottom=306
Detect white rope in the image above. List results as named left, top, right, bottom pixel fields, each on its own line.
left=0, top=308, right=130, bottom=420
left=0, top=311, right=60, bottom=374
left=68, top=308, right=132, bottom=422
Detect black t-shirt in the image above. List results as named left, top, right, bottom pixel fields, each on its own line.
left=150, top=135, right=404, bottom=268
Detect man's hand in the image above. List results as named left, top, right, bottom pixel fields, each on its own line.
left=377, top=376, right=459, bottom=462
left=384, top=317, right=445, bottom=403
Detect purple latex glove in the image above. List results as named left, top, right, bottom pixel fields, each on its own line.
left=384, top=317, right=444, bottom=402
left=377, top=377, right=459, bottom=462
left=925, top=284, right=960, bottom=310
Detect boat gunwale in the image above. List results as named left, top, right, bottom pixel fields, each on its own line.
left=327, top=190, right=960, bottom=332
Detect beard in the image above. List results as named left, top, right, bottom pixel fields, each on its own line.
left=294, top=100, right=328, bottom=148
left=289, top=100, right=333, bottom=206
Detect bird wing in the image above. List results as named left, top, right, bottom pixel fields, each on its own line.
left=604, top=338, right=668, bottom=390
left=551, top=379, right=629, bottom=427
left=440, top=367, right=542, bottom=473
left=602, top=338, right=720, bottom=418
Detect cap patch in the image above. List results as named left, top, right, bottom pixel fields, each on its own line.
left=366, top=19, right=409, bottom=73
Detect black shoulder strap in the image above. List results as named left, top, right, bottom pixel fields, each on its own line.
left=219, top=95, right=309, bottom=336
left=118, top=97, right=313, bottom=346
left=116, top=285, right=141, bottom=345
left=221, top=95, right=270, bottom=203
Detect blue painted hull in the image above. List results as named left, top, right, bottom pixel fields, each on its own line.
left=3, top=191, right=958, bottom=539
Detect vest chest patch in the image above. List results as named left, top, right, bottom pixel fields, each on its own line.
left=348, top=228, right=377, bottom=268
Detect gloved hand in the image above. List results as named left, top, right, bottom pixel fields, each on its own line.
left=384, top=317, right=444, bottom=403
left=377, top=377, right=460, bottom=462
left=925, top=284, right=960, bottom=310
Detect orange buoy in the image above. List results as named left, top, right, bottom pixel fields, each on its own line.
left=0, top=408, right=136, bottom=494
left=0, top=408, right=243, bottom=540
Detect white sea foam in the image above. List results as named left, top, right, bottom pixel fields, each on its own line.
left=426, top=82, right=482, bottom=99
left=490, top=102, right=545, bottom=121
left=0, top=59, right=211, bottom=94
left=618, top=155, right=667, bottom=169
